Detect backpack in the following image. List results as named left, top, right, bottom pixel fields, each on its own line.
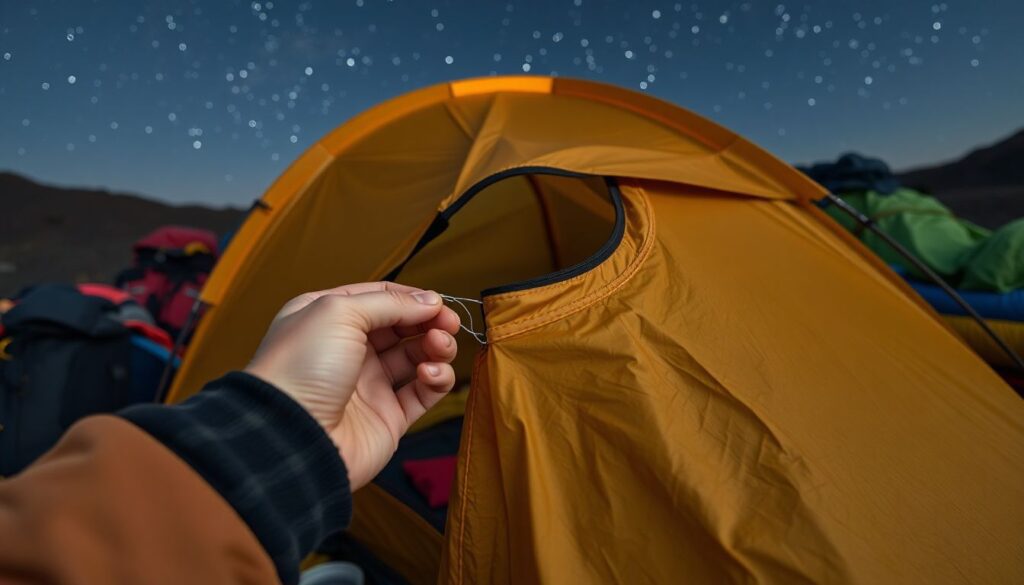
left=115, top=226, right=218, bottom=340
left=0, top=285, right=137, bottom=476
left=76, top=283, right=174, bottom=349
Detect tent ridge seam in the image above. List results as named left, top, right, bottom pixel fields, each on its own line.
left=442, top=100, right=476, bottom=141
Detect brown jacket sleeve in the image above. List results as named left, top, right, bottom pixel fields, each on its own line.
left=0, top=416, right=277, bottom=584
left=0, top=372, right=352, bottom=585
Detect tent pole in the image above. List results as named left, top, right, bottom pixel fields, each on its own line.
left=824, top=193, right=1024, bottom=376
left=154, top=298, right=203, bottom=403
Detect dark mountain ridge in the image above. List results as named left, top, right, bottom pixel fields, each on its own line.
left=896, top=129, right=1024, bottom=228
left=0, top=172, right=244, bottom=296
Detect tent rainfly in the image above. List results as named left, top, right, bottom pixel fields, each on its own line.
left=168, top=77, right=1024, bottom=584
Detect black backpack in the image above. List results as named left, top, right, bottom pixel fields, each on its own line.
left=0, top=285, right=134, bottom=476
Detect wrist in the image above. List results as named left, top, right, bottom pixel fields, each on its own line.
left=120, top=372, right=352, bottom=584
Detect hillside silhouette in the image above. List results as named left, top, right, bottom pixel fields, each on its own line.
left=897, top=129, right=1024, bottom=229
left=0, top=173, right=243, bottom=296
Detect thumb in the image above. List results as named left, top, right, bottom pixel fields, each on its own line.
left=325, top=289, right=444, bottom=332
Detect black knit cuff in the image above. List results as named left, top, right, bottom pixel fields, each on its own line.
left=120, top=372, right=352, bottom=585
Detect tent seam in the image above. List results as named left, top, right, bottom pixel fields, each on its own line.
left=455, top=353, right=483, bottom=585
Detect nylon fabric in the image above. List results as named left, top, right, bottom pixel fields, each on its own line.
left=443, top=183, right=1023, bottom=584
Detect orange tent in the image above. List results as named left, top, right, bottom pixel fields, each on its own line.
left=169, top=77, right=1024, bottom=584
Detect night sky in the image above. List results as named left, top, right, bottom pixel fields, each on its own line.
left=1, top=1, right=1020, bottom=205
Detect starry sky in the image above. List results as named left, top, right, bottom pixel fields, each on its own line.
left=1, top=1, right=1020, bottom=206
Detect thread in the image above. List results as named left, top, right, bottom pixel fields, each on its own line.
left=440, top=294, right=488, bottom=345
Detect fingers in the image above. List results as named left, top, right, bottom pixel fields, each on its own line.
left=379, top=328, right=457, bottom=388
left=395, top=362, right=457, bottom=426
left=277, top=281, right=425, bottom=319
left=367, top=305, right=461, bottom=351
left=316, top=288, right=450, bottom=334
left=278, top=282, right=463, bottom=355
left=393, top=306, right=462, bottom=339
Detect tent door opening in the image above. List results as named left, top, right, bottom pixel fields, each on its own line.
left=391, top=167, right=623, bottom=375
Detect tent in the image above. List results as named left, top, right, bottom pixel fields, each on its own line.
left=167, top=77, right=1024, bottom=583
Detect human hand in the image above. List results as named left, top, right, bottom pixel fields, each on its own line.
left=245, top=282, right=461, bottom=490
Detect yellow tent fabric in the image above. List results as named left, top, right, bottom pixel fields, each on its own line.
left=168, top=77, right=1024, bottom=584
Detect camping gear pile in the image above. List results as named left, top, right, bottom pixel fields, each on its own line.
left=803, top=154, right=1024, bottom=373
left=0, top=227, right=217, bottom=476
left=164, top=77, right=1022, bottom=583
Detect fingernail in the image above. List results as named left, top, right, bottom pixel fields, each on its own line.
left=426, top=364, right=441, bottom=376
left=413, top=291, right=441, bottom=305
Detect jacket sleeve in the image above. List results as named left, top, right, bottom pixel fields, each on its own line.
left=0, top=372, right=352, bottom=585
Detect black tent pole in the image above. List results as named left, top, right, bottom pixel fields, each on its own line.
left=824, top=192, right=1024, bottom=376
left=154, top=298, right=203, bottom=403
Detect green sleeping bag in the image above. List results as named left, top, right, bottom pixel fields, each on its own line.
left=825, top=188, right=990, bottom=280
left=961, top=218, right=1024, bottom=293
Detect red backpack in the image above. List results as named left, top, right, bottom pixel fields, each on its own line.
left=116, top=226, right=218, bottom=339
